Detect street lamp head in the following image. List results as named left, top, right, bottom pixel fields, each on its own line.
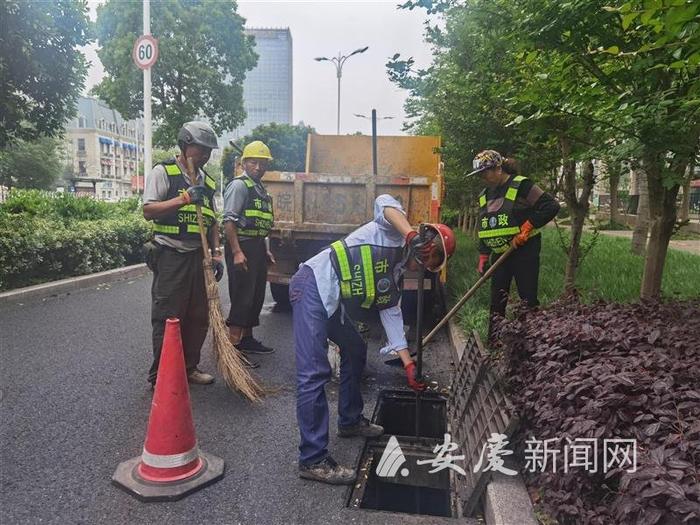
left=350, top=46, right=369, bottom=57
left=314, top=56, right=329, bottom=62
left=353, top=113, right=368, bottom=119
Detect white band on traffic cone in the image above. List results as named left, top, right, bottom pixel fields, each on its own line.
left=141, top=443, right=200, bottom=469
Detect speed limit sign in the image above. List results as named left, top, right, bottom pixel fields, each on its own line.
left=132, top=35, right=159, bottom=70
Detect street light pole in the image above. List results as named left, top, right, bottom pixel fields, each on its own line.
left=336, top=55, right=341, bottom=135
left=353, top=110, right=394, bottom=175
left=371, top=109, right=377, bottom=175
left=143, top=0, right=152, bottom=189
left=315, top=46, right=368, bottom=135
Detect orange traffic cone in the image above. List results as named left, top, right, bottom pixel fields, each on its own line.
left=112, top=318, right=224, bottom=501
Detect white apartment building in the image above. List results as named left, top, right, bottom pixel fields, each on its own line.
left=65, top=97, right=144, bottom=200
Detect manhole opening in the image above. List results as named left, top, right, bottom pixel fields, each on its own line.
left=358, top=448, right=452, bottom=517
left=373, top=389, right=447, bottom=439
left=348, top=389, right=454, bottom=518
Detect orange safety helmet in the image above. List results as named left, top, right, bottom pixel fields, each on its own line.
left=422, top=223, right=456, bottom=273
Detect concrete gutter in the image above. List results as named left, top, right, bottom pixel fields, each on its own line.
left=0, top=264, right=149, bottom=306
left=447, top=317, right=537, bottom=525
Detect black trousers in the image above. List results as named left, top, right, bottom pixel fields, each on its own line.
left=490, top=234, right=541, bottom=317
left=225, top=238, right=268, bottom=328
left=148, top=245, right=209, bottom=383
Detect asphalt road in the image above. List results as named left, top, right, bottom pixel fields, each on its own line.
left=0, top=273, right=458, bottom=525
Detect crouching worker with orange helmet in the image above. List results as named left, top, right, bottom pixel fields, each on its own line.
left=290, top=194, right=455, bottom=485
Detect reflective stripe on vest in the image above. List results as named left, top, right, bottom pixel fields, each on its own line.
left=478, top=175, right=525, bottom=241
left=180, top=204, right=216, bottom=219
left=331, top=241, right=354, bottom=299
left=156, top=223, right=209, bottom=235
left=152, top=160, right=216, bottom=240
left=153, top=224, right=179, bottom=234
left=164, top=162, right=216, bottom=189
left=477, top=173, right=542, bottom=251
left=234, top=174, right=273, bottom=238
left=479, top=226, right=521, bottom=238
left=244, top=209, right=273, bottom=220
left=360, top=246, right=375, bottom=309
left=332, top=241, right=376, bottom=309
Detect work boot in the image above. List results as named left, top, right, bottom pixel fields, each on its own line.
left=187, top=368, right=215, bottom=385
left=338, top=416, right=384, bottom=438
left=298, top=456, right=356, bottom=485
left=238, top=336, right=275, bottom=355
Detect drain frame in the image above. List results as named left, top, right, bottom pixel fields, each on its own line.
left=347, top=388, right=460, bottom=520
left=347, top=437, right=459, bottom=520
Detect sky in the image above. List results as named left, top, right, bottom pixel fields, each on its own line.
left=82, top=0, right=435, bottom=136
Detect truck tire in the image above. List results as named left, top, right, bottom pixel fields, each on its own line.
left=270, top=283, right=290, bottom=307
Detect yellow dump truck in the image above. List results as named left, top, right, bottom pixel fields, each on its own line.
left=262, top=133, right=444, bottom=309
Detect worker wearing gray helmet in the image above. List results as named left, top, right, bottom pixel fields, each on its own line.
left=142, top=121, right=223, bottom=388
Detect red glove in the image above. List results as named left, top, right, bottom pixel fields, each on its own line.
left=477, top=254, right=489, bottom=275
left=404, top=361, right=426, bottom=392
left=511, top=220, right=535, bottom=248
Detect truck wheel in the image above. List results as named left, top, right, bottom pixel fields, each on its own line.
left=270, top=283, right=290, bottom=307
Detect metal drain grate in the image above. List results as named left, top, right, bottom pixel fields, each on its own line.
left=448, top=330, right=519, bottom=516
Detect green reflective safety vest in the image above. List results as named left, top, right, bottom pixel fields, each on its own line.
left=477, top=175, right=540, bottom=253
left=235, top=174, right=274, bottom=238
left=329, top=240, right=404, bottom=321
left=152, top=159, right=217, bottom=239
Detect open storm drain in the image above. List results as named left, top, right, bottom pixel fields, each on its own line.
left=348, top=389, right=454, bottom=518
left=374, top=390, right=447, bottom=439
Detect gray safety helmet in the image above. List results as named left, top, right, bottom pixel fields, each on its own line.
left=177, top=121, right=219, bottom=150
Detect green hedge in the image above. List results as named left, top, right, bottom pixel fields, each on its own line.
left=0, top=191, right=151, bottom=291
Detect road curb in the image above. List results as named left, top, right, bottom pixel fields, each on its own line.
left=446, top=317, right=537, bottom=525
left=0, top=264, right=149, bottom=306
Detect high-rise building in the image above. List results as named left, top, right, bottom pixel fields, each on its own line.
left=221, top=27, right=293, bottom=145
left=64, top=97, right=144, bottom=200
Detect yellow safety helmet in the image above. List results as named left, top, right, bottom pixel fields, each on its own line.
left=240, top=140, right=273, bottom=161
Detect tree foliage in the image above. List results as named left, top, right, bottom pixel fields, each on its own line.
left=389, top=0, right=700, bottom=298
left=0, top=138, right=62, bottom=190
left=222, top=122, right=316, bottom=180
left=0, top=0, right=92, bottom=148
left=92, top=0, right=256, bottom=148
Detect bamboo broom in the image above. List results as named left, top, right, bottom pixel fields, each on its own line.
left=185, top=156, right=264, bottom=402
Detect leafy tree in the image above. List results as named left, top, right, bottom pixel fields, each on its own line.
left=92, top=0, right=256, bottom=148
left=0, top=0, right=91, bottom=148
left=390, top=0, right=700, bottom=299
left=222, top=122, right=316, bottom=180
left=0, top=138, right=62, bottom=190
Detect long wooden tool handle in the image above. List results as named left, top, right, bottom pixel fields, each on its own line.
left=421, top=245, right=515, bottom=347
left=185, top=157, right=211, bottom=256
left=415, top=224, right=427, bottom=379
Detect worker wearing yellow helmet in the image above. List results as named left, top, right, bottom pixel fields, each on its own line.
left=222, top=141, right=276, bottom=364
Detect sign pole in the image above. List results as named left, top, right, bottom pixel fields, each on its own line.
left=143, top=0, right=152, bottom=189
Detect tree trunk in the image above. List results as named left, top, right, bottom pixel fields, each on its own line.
left=631, top=167, right=649, bottom=255
left=559, top=136, right=595, bottom=294
left=679, top=157, right=695, bottom=222
left=609, top=163, right=620, bottom=226
left=640, top=154, right=683, bottom=299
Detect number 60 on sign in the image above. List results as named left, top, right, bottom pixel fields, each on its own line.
left=132, top=35, right=159, bottom=70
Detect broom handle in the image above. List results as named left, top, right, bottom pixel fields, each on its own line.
left=185, top=157, right=212, bottom=258
left=421, top=246, right=515, bottom=347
